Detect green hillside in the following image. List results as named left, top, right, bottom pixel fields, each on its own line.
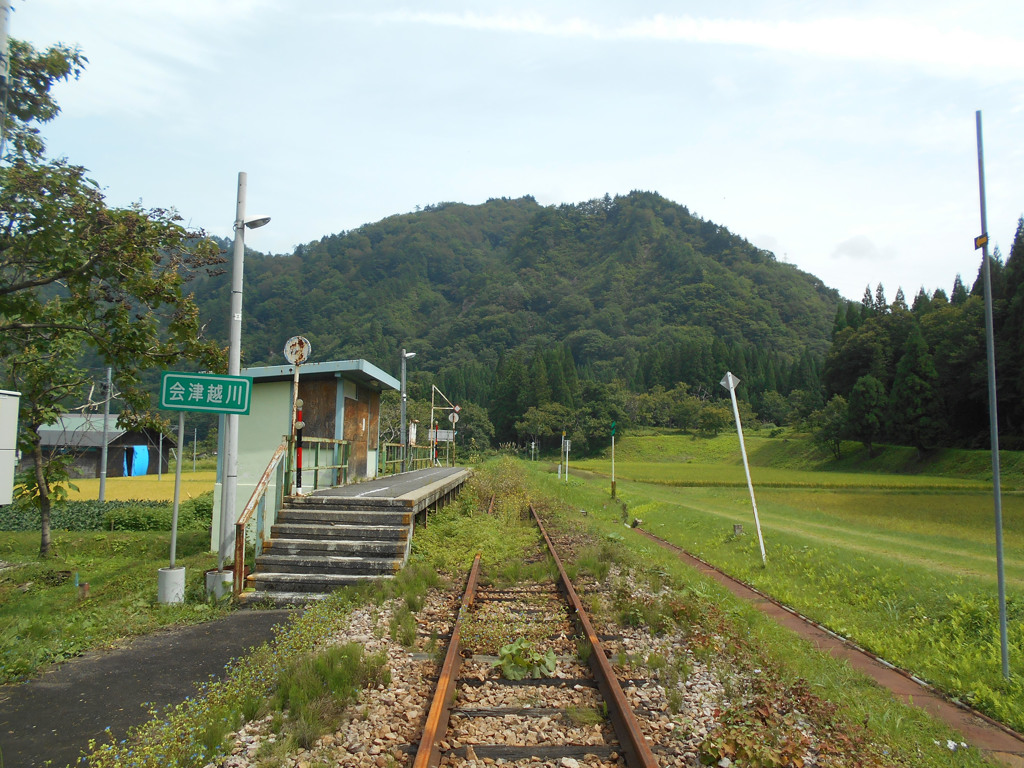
left=195, top=191, right=839, bottom=390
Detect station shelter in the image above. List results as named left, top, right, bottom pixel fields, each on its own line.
left=210, top=359, right=399, bottom=554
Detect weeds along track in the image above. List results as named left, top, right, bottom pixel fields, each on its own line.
left=411, top=505, right=658, bottom=768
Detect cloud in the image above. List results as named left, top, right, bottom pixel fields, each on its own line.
left=348, top=10, right=1023, bottom=80
left=831, top=235, right=896, bottom=262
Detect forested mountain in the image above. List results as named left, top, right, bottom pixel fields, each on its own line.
left=192, top=191, right=839, bottom=420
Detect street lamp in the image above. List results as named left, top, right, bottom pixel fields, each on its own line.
left=400, top=349, right=416, bottom=472
left=218, top=171, right=270, bottom=576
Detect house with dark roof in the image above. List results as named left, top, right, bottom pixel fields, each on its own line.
left=19, top=414, right=172, bottom=479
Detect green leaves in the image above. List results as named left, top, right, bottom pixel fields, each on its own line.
left=492, top=637, right=557, bottom=681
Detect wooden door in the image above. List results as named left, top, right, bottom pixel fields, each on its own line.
left=343, top=397, right=369, bottom=478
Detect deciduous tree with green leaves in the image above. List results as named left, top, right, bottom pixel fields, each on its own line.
left=0, top=39, right=225, bottom=557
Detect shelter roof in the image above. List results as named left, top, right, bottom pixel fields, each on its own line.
left=241, top=359, right=399, bottom=391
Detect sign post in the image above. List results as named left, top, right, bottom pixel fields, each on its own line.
left=159, top=371, right=253, bottom=602
left=720, top=372, right=767, bottom=567
left=284, top=336, right=311, bottom=494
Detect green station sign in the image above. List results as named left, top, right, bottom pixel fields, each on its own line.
left=159, top=371, right=252, bottom=415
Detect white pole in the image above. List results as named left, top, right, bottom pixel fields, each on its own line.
left=721, top=372, right=767, bottom=566
left=219, top=171, right=247, bottom=572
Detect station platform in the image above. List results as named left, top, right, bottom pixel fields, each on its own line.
left=242, top=466, right=472, bottom=604
left=306, top=466, right=471, bottom=513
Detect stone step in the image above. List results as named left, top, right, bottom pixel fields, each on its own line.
left=283, top=496, right=412, bottom=512
left=251, top=572, right=391, bottom=593
left=263, top=537, right=407, bottom=558
left=277, top=508, right=412, bottom=526
left=269, top=522, right=410, bottom=541
left=255, top=553, right=401, bottom=575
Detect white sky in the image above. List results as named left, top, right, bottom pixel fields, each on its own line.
left=10, top=0, right=1024, bottom=302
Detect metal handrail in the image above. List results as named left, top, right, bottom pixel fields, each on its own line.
left=232, top=436, right=351, bottom=596
left=233, top=441, right=288, bottom=597
left=296, top=436, right=351, bottom=489
left=380, top=442, right=434, bottom=475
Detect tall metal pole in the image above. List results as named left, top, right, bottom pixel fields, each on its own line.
left=219, top=171, right=247, bottom=573
left=0, top=0, right=10, bottom=158
left=98, top=367, right=111, bottom=501
left=401, top=349, right=408, bottom=472
left=976, top=110, right=1009, bottom=680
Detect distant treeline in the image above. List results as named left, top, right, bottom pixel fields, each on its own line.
left=822, top=216, right=1024, bottom=452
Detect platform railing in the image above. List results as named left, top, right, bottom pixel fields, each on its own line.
left=379, top=442, right=434, bottom=475
left=232, top=436, right=350, bottom=597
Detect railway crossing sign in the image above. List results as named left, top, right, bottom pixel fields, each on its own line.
left=160, top=371, right=252, bottom=415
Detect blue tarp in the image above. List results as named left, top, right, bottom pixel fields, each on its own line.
left=123, top=445, right=149, bottom=476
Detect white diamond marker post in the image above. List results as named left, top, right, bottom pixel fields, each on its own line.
left=720, top=371, right=767, bottom=567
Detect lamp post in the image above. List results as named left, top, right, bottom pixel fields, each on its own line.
left=218, top=171, right=270, bottom=575
left=400, top=349, right=416, bottom=472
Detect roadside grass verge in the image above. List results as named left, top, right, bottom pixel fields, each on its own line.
left=0, top=529, right=226, bottom=683
left=524, top=462, right=1004, bottom=768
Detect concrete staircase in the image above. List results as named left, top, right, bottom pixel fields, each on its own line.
left=241, top=495, right=414, bottom=606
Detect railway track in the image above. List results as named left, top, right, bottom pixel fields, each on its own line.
left=411, top=506, right=658, bottom=768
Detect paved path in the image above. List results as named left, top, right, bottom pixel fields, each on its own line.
left=0, top=609, right=295, bottom=768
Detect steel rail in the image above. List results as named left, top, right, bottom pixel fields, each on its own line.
left=412, top=552, right=482, bottom=768
left=530, top=505, right=660, bottom=768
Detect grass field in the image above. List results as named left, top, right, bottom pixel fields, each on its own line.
left=572, top=432, right=1024, bottom=732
